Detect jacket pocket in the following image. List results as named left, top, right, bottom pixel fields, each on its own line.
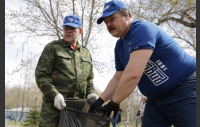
left=81, top=56, right=91, bottom=72
left=56, top=51, right=72, bottom=67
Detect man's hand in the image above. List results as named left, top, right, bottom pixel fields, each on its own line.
left=87, top=93, right=98, bottom=105
left=54, top=93, right=66, bottom=110
left=136, top=111, right=141, bottom=116
left=117, top=120, right=121, bottom=124
left=94, top=99, right=119, bottom=118
left=88, top=97, right=104, bottom=113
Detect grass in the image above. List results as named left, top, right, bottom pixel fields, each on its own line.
left=7, top=120, right=23, bottom=127
left=8, top=121, right=140, bottom=127
left=7, top=120, right=173, bottom=127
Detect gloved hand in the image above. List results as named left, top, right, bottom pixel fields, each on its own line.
left=54, top=93, right=66, bottom=110
left=136, top=111, right=141, bottom=116
left=87, top=93, right=98, bottom=105
left=88, top=97, right=104, bottom=113
left=94, top=99, right=119, bottom=118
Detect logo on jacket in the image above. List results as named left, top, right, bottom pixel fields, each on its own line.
left=144, top=60, right=169, bottom=86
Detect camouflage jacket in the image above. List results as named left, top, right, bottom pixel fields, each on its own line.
left=35, top=39, right=94, bottom=102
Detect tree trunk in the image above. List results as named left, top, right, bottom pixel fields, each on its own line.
left=125, top=96, right=131, bottom=127
left=18, top=107, right=24, bottom=121
left=72, top=0, right=75, bottom=15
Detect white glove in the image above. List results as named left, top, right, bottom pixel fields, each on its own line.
left=87, top=93, right=98, bottom=105
left=54, top=93, right=66, bottom=110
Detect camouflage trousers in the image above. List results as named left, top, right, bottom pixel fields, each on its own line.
left=39, top=101, right=61, bottom=127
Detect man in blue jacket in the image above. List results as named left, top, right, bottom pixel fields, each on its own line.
left=88, top=1, right=196, bottom=127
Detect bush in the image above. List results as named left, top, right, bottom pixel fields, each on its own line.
left=21, top=98, right=40, bottom=127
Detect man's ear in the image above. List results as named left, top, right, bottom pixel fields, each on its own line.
left=79, top=28, right=83, bottom=34
left=125, top=12, right=130, bottom=21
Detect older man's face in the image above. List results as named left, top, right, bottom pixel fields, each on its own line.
left=63, top=26, right=82, bottom=45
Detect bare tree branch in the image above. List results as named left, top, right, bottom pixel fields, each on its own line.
left=157, top=17, right=196, bottom=28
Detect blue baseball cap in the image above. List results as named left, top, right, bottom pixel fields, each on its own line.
left=62, top=15, right=82, bottom=28
left=97, top=0, right=127, bottom=24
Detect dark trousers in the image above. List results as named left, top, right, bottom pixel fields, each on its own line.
left=142, top=75, right=196, bottom=127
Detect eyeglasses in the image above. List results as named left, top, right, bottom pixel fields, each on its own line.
left=63, top=26, right=77, bottom=31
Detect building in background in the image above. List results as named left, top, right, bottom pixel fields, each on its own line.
left=5, top=107, right=30, bottom=121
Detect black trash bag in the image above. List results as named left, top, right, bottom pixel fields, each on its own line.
left=58, top=99, right=110, bottom=127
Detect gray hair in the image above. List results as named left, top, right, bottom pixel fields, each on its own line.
left=117, top=8, right=133, bottom=18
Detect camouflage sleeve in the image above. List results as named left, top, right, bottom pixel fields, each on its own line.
left=86, top=52, right=95, bottom=96
left=35, top=43, right=59, bottom=100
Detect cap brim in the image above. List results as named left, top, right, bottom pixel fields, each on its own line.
left=97, top=10, right=118, bottom=24
left=62, top=23, right=79, bottom=28
left=97, top=17, right=104, bottom=25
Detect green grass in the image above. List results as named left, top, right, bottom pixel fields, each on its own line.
left=7, top=120, right=173, bottom=127
left=7, top=121, right=23, bottom=126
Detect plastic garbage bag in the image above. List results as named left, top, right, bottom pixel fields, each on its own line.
left=58, top=99, right=110, bottom=127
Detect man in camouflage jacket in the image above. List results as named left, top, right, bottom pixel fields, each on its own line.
left=35, top=15, right=98, bottom=127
